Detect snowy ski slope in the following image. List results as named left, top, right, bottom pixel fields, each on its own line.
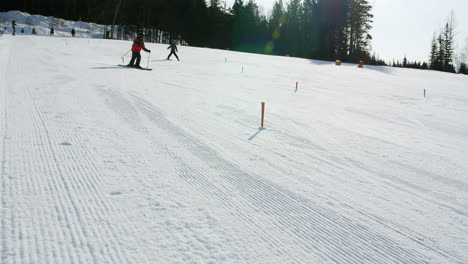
left=1, top=32, right=468, bottom=263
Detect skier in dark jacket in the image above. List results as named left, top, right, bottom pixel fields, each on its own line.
left=128, top=33, right=151, bottom=68
left=71, top=28, right=76, bottom=37
left=50, top=27, right=54, bottom=35
left=167, top=41, right=179, bottom=61
left=11, top=20, right=16, bottom=36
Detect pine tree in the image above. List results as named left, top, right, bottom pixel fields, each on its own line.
left=230, top=0, right=269, bottom=54
left=269, top=0, right=284, bottom=32
left=283, top=0, right=302, bottom=56
left=442, top=19, right=455, bottom=73
left=314, top=0, right=352, bottom=60
left=300, top=0, right=317, bottom=58
left=437, top=33, right=445, bottom=71
left=458, top=62, right=467, bottom=74
left=429, top=34, right=438, bottom=70
left=348, top=0, right=373, bottom=62
left=231, top=0, right=246, bottom=48
left=268, top=0, right=287, bottom=55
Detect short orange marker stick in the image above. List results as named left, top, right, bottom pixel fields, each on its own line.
left=261, top=102, right=265, bottom=127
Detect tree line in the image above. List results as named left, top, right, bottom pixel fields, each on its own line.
left=231, top=0, right=375, bottom=64
left=3, top=0, right=376, bottom=64
left=392, top=57, right=428, bottom=70
left=391, top=14, right=467, bottom=75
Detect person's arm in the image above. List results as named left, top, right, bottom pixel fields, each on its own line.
left=142, top=43, right=150, bottom=52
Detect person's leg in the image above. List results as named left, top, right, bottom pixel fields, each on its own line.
left=135, top=52, right=142, bottom=67
left=129, top=51, right=138, bottom=66
left=174, top=53, right=179, bottom=61
left=167, top=52, right=173, bottom=60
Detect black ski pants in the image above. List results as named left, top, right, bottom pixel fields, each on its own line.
left=129, top=51, right=142, bottom=66
left=167, top=51, right=179, bottom=61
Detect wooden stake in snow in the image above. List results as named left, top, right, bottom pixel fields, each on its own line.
left=296, top=82, right=298, bottom=92
left=261, top=102, right=265, bottom=128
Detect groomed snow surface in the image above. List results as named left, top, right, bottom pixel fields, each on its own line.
left=1, top=31, right=468, bottom=263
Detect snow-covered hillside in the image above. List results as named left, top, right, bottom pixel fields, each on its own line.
left=0, top=10, right=105, bottom=38
left=1, top=26, right=468, bottom=263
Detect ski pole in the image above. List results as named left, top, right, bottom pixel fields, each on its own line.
left=121, top=49, right=131, bottom=64
left=147, top=51, right=151, bottom=69
left=121, top=49, right=131, bottom=59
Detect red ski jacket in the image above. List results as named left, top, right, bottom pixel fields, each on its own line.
left=132, top=37, right=146, bottom=52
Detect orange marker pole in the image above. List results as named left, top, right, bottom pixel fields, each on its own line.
left=296, top=82, right=298, bottom=92
left=261, top=102, right=265, bottom=128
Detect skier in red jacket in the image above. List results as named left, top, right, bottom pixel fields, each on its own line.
left=128, top=33, right=151, bottom=68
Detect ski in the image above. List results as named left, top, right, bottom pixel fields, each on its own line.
left=118, top=65, right=152, bottom=71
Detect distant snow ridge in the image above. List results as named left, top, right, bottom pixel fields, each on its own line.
left=0, top=10, right=105, bottom=38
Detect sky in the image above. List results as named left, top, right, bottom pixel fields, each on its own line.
left=370, top=0, right=468, bottom=63
left=224, top=0, right=468, bottom=63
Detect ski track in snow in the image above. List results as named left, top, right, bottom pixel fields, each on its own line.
left=130, top=93, right=465, bottom=264
left=1, top=37, right=138, bottom=263
left=1, top=32, right=11, bottom=264
left=99, top=83, right=466, bottom=263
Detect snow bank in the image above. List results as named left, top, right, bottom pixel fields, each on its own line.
left=0, top=10, right=105, bottom=38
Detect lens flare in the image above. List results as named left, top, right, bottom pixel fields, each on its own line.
left=265, top=41, right=274, bottom=54
left=273, top=30, right=280, bottom=39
